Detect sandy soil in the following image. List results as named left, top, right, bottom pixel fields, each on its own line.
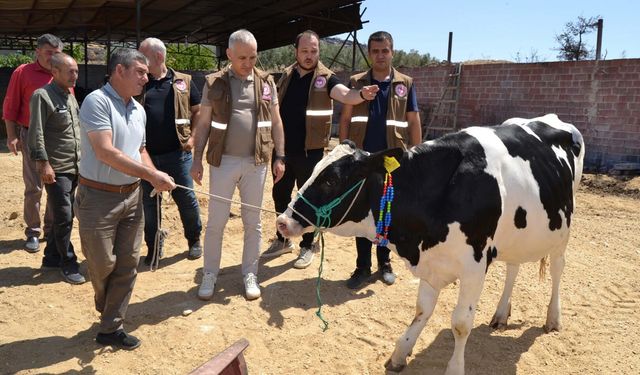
left=0, top=146, right=639, bottom=375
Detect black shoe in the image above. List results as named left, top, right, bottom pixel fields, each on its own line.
left=96, top=329, right=141, bottom=350
left=25, top=236, right=40, bottom=253
left=346, top=268, right=372, bottom=289
left=60, top=267, right=86, bottom=285
left=187, top=240, right=203, bottom=260
left=379, top=262, right=396, bottom=285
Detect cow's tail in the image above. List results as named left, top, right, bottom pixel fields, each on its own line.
left=539, top=255, right=549, bottom=281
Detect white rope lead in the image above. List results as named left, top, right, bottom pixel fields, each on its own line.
left=173, top=184, right=281, bottom=215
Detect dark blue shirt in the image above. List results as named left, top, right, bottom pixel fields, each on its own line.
left=143, top=69, right=200, bottom=155
left=353, top=73, right=418, bottom=153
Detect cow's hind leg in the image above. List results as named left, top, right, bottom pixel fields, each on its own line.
left=544, top=253, right=565, bottom=332
left=490, top=263, right=519, bottom=330
left=446, top=272, right=485, bottom=375
left=385, top=279, right=440, bottom=373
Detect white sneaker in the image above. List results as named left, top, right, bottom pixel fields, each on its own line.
left=293, top=243, right=318, bottom=269
left=243, top=273, right=261, bottom=300
left=261, top=238, right=294, bottom=258
left=198, top=271, right=216, bottom=300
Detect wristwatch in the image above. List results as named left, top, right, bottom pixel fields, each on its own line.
left=274, top=154, right=286, bottom=163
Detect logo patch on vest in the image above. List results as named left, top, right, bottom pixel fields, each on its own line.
left=262, top=84, right=272, bottom=101
left=175, top=79, right=187, bottom=92
left=395, top=83, right=407, bottom=98
left=314, top=76, right=327, bottom=89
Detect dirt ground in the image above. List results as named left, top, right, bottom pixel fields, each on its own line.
left=1, top=146, right=639, bottom=375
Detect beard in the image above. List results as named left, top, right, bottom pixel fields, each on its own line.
left=297, top=58, right=317, bottom=72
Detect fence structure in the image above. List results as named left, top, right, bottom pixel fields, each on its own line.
left=2, top=59, right=639, bottom=170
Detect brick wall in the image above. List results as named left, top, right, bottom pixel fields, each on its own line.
left=398, top=59, right=640, bottom=171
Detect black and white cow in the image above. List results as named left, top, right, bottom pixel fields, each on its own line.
left=277, top=114, right=584, bottom=374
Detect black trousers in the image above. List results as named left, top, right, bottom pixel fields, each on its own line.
left=355, top=237, right=390, bottom=270
left=272, top=150, right=323, bottom=248
left=43, top=173, right=79, bottom=270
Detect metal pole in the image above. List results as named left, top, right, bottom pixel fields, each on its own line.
left=447, top=32, right=453, bottom=63
left=352, top=29, right=357, bottom=72
left=595, top=18, right=603, bottom=60
left=136, top=0, right=141, bottom=48
left=84, top=31, right=89, bottom=89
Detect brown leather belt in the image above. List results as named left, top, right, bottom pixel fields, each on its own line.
left=79, top=176, right=140, bottom=194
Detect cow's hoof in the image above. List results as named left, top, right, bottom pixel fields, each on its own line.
left=384, top=358, right=405, bottom=373
left=489, top=316, right=508, bottom=331
left=543, top=322, right=562, bottom=333
left=489, top=320, right=508, bottom=331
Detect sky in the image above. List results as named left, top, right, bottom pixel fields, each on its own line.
left=336, top=0, right=639, bottom=62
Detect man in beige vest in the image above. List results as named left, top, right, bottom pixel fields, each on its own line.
left=138, top=38, right=203, bottom=267
left=261, top=30, right=380, bottom=268
left=190, top=29, right=285, bottom=301
left=339, top=31, right=422, bottom=289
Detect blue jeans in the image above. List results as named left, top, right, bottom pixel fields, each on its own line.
left=142, top=150, right=202, bottom=256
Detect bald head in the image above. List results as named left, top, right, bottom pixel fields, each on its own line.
left=50, top=52, right=78, bottom=90
left=139, top=37, right=167, bottom=77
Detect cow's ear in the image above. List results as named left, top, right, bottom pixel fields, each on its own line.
left=365, top=147, right=404, bottom=173
left=340, top=139, right=357, bottom=149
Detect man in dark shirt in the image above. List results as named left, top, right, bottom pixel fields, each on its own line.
left=138, top=37, right=203, bottom=266
left=339, top=31, right=422, bottom=289
left=262, top=30, right=379, bottom=269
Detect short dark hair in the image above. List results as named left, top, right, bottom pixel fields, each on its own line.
left=294, top=30, right=320, bottom=49
left=108, top=48, right=148, bottom=75
left=367, top=31, right=394, bottom=51
left=37, top=33, right=63, bottom=49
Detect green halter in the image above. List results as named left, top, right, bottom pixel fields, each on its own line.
left=295, top=178, right=366, bottom=231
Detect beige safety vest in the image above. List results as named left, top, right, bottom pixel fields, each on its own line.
left=204, top=66, right=274, bottom=167
left=277, top=61, right=334, bottom=150
left=347, top=68, right=413, bottom=150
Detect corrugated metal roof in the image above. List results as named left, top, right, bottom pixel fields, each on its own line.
left=0, top=0, right=364, bottom=51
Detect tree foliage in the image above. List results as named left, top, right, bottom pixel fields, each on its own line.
left=166, top=43, right=216, bottom=71
left=555, top=15, right=600, bottom=61
left=63, top=44, right=85, bottom=62
left=0, top=53, right=33, bottom=68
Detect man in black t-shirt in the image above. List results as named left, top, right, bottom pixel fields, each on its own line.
left=262, top=30, right=379, bottom=269
left=138, top=37, right=203, bottom=266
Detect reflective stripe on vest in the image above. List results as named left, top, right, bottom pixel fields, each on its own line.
left=351, top=116, right=368, bottom=123
left=386, top=120, right=408, bottom=128
left=306, top=109, right=333, bottom=116
left=257, top=121, right=272, bottom=128
left=211, top=121, right=227, bottom=130
left=175, top=119, right=190, bottom=125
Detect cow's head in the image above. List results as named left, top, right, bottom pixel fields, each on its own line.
left=277, top=140, right=404, bottom=239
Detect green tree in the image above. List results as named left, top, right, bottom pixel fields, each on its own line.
left=555, top=15, right=600, bottom=61
left=0, top=53, right=33, bottom=68
left=166, top=44, right=216, bottom=70
left=63, top=44, right=85, bottom=62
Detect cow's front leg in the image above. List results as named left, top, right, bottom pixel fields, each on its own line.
left=490, top=263, right=519, bottom=330
left=385, top=279, right=440, bottom=373
left=446, top=272, right=485, bottom=375
left=544, top=253, right=565, bottom=332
